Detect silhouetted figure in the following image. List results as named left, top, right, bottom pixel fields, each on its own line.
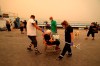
left=14, top=20, right=18, bottom=29
left=20, top=21, right=24, bottom=34
left=23, top=20, right=27, bottom=31
left=86, top=22, right=97, bottom=40
left=6, top=20, right=11, bottom=31
left=45, top=21, right=51, bottom=29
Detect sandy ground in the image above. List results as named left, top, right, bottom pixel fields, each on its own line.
left=0, top=29, right=100, bottom=66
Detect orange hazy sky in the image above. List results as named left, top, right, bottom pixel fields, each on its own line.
left=0, top=0, right=100, bottom=23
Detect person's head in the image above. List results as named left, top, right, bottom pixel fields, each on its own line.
left=30, top=15, right=35, bottom=19
left=49, top=17, right=53, bottom=21
left=91, top=22, right=95, bottom=26
left=45, top=29, right=51, bottom=35
left=61, top=20, right=69, bottom=28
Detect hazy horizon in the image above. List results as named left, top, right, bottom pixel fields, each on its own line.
left=0, top=0, right=100, bottom=23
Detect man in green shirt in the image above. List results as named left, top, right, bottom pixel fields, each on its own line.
left=49, top=17, right=57, bottom=34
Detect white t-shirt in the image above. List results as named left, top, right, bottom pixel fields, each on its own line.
left=27, top=18, right=36, bottom=36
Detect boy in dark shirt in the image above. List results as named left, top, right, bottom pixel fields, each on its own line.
left=57, top=20, right=74, bottom=60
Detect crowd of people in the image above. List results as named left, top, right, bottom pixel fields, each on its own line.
left=4, top=15, right=99, bottom=60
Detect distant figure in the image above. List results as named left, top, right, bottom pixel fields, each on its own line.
left=14, top=20, right=18, bottom=29
left=45, top=21, right=51, bottom=29
left=20, top=21, right=24, bottom=34
left=23, top=20, right=27, bottom=31
left=9, top=19, right=13, bottom=30
left=49, top=17, right=57, bottom=34
left=27, top=15, right=44, bottom=54
left=57, top=20, right=74, bottom=60
left=85, top=22, right=97, bottom=40
left=6, top=20, right=11, bottom=31
left=15, top=17, right=20, bottom=28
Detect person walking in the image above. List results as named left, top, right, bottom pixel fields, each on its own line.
left=27, top=15, right=44, bottom=54
left=85, top=22, right=97, bottom=40
left=57, top=20, right=74, bottom=60
left=20, top=21, right=24, bottom=34
left=23, top=20, right=27, bottom=31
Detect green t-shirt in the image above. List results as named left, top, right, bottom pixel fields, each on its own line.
left=51, top=20, right=57, bottom=33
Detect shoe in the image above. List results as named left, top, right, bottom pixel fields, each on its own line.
left=35, top=50, right=42, bottom=55
left=68, top=53, right=72, bottom=57
left=27, top=47, right=33, bottom=51
left=56, top=55, right=63, bottom=60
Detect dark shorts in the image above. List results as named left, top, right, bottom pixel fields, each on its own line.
left=28, top=36, right=37, bottom=47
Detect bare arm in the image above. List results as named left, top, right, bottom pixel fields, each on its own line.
left=70, top=32, right=74, bottom=42
left=32, top=23, right=42, bottom=31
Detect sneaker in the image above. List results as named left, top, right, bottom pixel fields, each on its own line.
left=68, top=53, right=72, bottom=57
left=27, top=47, right=33, bottom=51
left=35, top=50, right=42, bottom=55
left=56, top=55, right=63, bottom=60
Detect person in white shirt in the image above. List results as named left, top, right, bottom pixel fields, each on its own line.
left=27, top=15, right=44, bottom=54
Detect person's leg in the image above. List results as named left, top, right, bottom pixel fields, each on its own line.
left=9, top=25, right=11, bottom=31
left=27, top=36, right=34, bottom=51
left=22, top=27, right=24, bottom=34
left=20, top=27, right=24, bottom=34
left=58, top=43, right=68, bottom=60
left=52, top=39, right=60, bottom=50
left=86, top=31, right=90, bottom=39
left=27, top=36, right=37, bottom=48
left=92, top=33, right=95, bottom=40
left=7, top=25, right=10, bottom=31
left=6, top=26, right=9, bottom=31
left=32, top=36, right=37, bottom=49
left=67, top=44, right=72, bottom=56
left=31, top=36, right=41, bottom=54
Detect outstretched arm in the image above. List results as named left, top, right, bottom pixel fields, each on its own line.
left=32, top=23, right=43, bottom=32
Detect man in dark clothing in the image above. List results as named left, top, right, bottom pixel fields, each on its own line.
left=6, top=20, right=11, bottom=31
left=23, top=20, right=27, bottom=31
left=86, top=22, right=97, bottom=40
left=57, top=20, right=74, bottom=60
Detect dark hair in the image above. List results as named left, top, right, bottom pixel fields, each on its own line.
left=30, top=15, right=35, bottom=19
left=61, top=20, right=68, bottom=26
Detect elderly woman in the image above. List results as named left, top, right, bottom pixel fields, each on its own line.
left=43, top=29, right=60, bottom=50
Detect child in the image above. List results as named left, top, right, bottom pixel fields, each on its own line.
left=57, top=20, right=74, bottom=60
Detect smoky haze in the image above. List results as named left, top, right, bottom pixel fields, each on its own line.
left=0, top=0, right=100, bottom=23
